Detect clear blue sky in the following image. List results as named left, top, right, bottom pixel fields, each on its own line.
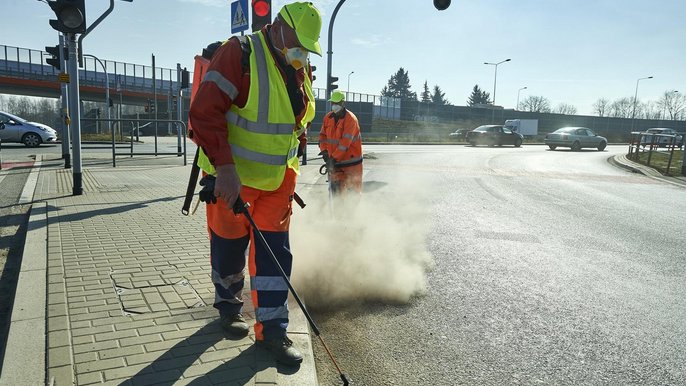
left=3, top=0, right=685, bottom=114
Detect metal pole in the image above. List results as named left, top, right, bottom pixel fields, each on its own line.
left=517, top=86, right=527, bottom=111
left=347, top=70, right=354, bottom=92
left=631, top=76, right=653, bottom=131
left=58, top=34, right=71, bottom=168
left=66, top=33, right=83, bottom=195
left=83, top=54, right=111, bottom=161
left=152, top=54, right=158, bottom=155
left=176, top=63, right=183, bottom=155
left=326, top=0, right=347, bottom=102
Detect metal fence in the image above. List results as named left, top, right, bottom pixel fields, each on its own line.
left=627, top=131, right=684, bottom=175
left=1, top=44, right=181, bottom=94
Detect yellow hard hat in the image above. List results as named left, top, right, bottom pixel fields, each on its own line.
left=279, top=2, right=322, bottom=56
left=328, top=91, right=345, bottom=103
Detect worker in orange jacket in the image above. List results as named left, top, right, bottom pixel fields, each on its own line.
left=318, top=91, right=363, bottom=195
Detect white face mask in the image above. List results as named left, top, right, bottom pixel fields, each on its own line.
left=331, top=104, right=343, bottom=113
left=280, top=27, right=309, bottom=70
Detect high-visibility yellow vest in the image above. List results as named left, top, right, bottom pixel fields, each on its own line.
left=197, top=31, right=315, bottom=191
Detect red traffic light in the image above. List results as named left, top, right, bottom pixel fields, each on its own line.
left=253, top=0, right=270, bottom=17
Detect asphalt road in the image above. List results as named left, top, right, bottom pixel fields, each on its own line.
left=309, top=144, right=686, bottom=386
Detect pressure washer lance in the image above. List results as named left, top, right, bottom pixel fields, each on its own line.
left=232, top=196, right=351, bottom=386
left=318, top=157, right=336, bottom=213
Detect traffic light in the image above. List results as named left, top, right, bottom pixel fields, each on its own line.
left=48, top=0, right=87, bottom=34
left=433, top=0, right=451, bottom=10
left=181, top=68, right=190, bottom=89
left=328, top=75, right=339, bottom=92
left=310, top=65, right=316, bottom=81
left=145, top=99, right=155, bottom=113
left=45, top=45, right=65, bottom=70
left=251, top=0, right=272, bottom=32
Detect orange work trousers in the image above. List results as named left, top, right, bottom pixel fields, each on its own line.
left=206, top=168, right=296, bottom=341
left=330, top=163, right=363, bottom=195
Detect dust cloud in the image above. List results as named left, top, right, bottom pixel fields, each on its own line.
left=290, top=175, right=434, bottom=309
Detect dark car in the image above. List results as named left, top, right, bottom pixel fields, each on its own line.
left=544, top=127, right=607, bottom=151
left=466, top=125, right=523, bottom=147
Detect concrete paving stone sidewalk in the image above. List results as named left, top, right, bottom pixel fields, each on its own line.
left=1, top=154, right=326, bottom=386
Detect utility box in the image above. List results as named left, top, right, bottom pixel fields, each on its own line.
left=504, top=119, right=538, bottom=136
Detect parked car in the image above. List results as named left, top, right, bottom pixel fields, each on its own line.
left=449, top=129, right=470, bottom=141
left=639, top=128, right=683, bottom=148
left=544, top=127, right=607, bottom=151
left=466, top=125, right=523, bottom=147
left=0, top=111, right=58, bottom=147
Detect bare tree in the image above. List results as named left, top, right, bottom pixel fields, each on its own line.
left=519, top=95, right=551, bottom=113
left=609, top=97, right=633, bottom=118
left=641, top=101, right=661, bottom=120
left=657, top=90, right=685, bottom=120
left=554, top=103, right=577, bottom=115
left=592, top=98, right=610, bottom=117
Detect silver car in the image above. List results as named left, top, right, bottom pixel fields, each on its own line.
left=0, top=111, right=58, bottom=147
left=544, top=127, right=607, bottom=151
left=639, top=128, right=683, bottom=148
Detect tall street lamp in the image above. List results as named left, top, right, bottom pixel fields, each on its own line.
left=516, top=86, right=527, bottom=110
left=484, top=58, right=511, bottom=106
left=631, top=75, right=653, bottom=131
left=347, top=70, right=354, bottom=93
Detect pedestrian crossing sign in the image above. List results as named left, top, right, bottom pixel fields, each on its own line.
left=231, top=0, right=249, bottom=34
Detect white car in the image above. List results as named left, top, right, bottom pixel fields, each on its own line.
left=639, top=128, right=683, bottom=148
left=0, top=111, right=58, bottom=147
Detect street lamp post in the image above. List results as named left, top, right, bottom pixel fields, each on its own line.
left=630, top=75, right=653, bottom=131
left=347, top=70, right=354, bottom=93
left=516, top=86, right=527, bottom=110
left=484, top=58, right=511, bottom=106
left=484, top=58, right=510, bottom=122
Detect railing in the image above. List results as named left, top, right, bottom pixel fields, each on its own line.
left=1, top=44, right=184, bottom=94
left=628, top=131, right=684, bottom=175
left=80, top=118, right=188, bottom=168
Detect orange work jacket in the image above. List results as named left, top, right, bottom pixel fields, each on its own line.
left=318, top=109, right=363, bottom=167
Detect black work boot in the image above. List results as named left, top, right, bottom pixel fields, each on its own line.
left=220, top=314, right=249, bottom=336
left=257, top=336, right=303, bottom=365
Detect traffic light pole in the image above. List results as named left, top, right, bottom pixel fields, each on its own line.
left=176, top=63, right=183, bottom=155
left=66, top=33, right=83, bottom=195
left=58, top=33, right=71, bottom=168
left=326, top=0, right=347, bottom=102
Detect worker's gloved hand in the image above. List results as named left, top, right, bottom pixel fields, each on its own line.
left=326, top=157, right=336, bottom=173
left=198, top=175, right=217, bottom=204
left=319, top=150, right=330, bottom=163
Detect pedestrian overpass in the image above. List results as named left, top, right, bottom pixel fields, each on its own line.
left=0, top=44, right=186, bottom=106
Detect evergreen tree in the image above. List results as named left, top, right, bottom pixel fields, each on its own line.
left=431, top=85, right=449, bottom=105
left=380, top=67, right=417, bottom=100
left=467, top=84, right=491, bottom=106
left=420, top=81, right=432, bottom=103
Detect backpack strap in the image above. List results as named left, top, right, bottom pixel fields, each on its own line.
left=182, top=37, right=253, bottom=216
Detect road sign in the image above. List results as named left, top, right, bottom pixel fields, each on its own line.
left=231, top=0, right=249, bottom=34
left=58, top=72, right=70, bottom=83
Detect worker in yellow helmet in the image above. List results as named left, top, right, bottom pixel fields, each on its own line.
left=319, top=90, right=364, bottom=196
left=188, top=2, right=321, bottom=366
